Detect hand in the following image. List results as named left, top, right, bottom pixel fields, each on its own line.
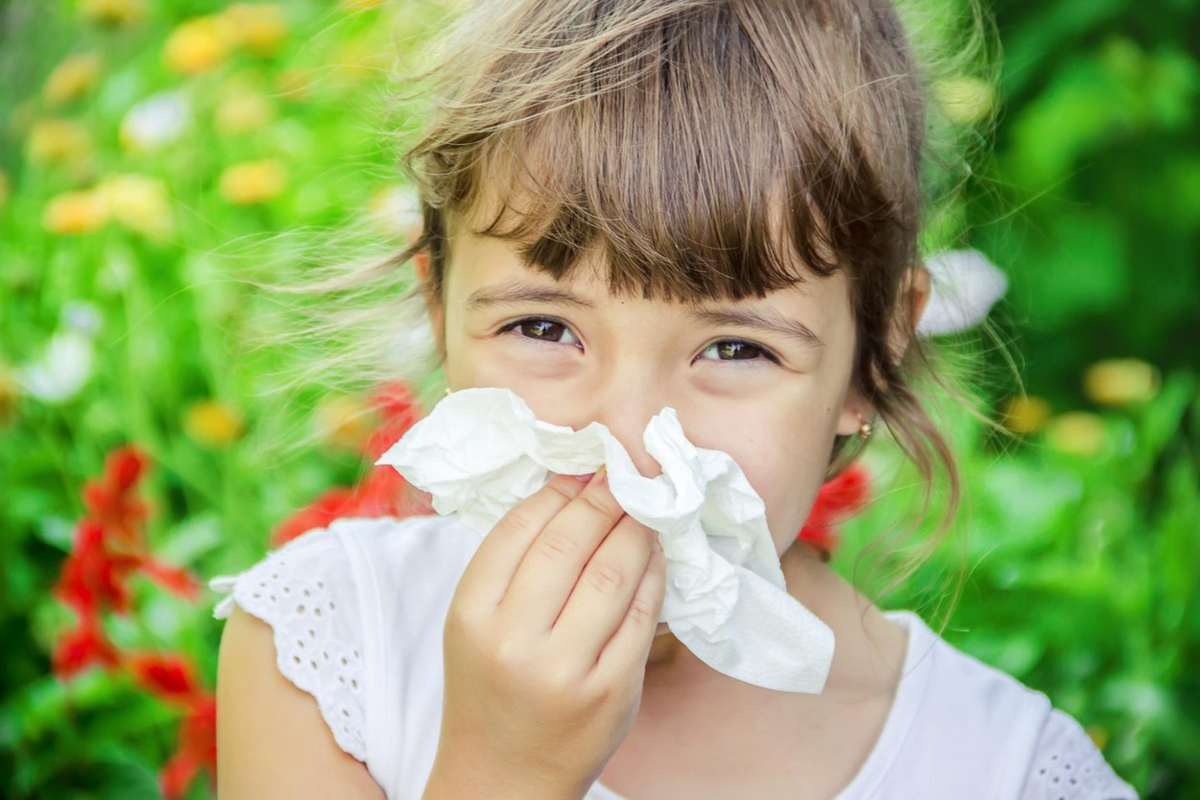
left=424, top=468, right=667, bottom=800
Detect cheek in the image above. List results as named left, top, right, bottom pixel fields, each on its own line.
left=680, top=404, right=838, bottom=554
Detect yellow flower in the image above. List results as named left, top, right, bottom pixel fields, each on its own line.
left=998, top=395, right=1052, bottom=435
left=215, top=91, right=274, bottom=135
left=184, top=399, right=245, bottom=446
left=1044, top=412, right=1107, bottom=458
left=218, top=159, right=287, bottom=204
left=314, top=394, right=374, bottom=452
left=219, top=4, right=289, bottom=57
left=96, top=174, right=175, bottom=238
left=80, top=0, right=145, bottom=26
left=933, top=76, right=996, bottom=125
left=44, top=53, right=102, bottom=105
left=163, top=17, right=229, bottom=75
left=26, top=119, right=92, bottom=166
left=43, top=190, right=107, bottom=235
left=1083, top=358, right=1160, bottom=406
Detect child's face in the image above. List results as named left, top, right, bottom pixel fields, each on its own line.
left=424, top=225, right=868, bottom=557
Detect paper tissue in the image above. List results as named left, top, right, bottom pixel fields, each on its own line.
left=374, top=387, right=834, bottom=694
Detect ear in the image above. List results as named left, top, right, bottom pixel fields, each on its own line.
left=832, top=264, right=932, bottom=437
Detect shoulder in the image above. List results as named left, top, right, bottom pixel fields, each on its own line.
left=872, top=612, right=1137, bottom=799
left=1018, top=709, right=1138, bottom=800
left=209, top=514, right=477, bottom=766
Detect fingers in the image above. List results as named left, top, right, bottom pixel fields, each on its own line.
left=500, top=467, right=630, bottom=633
left=592, top=542, right=668, bottom=681
left=455, top=472, right=592, bottom=610
left=549, top=512, right=661, bottom=657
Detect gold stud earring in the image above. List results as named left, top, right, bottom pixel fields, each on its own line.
left=858, top=413, right=874, bottom=439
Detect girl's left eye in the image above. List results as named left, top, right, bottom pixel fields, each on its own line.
left=698, top=340, right=776, bottom=363
left=500, top=317, right=581, bottom=347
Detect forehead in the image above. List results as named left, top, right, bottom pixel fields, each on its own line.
left=445, top=224, right=854, bottom=338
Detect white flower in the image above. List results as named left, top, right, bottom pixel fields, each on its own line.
left=917, top=249, right=1008, bottom=336
left=368, top=184, right=420, bottom=238
left=16, top=330, right=96, bottom=404
left=120, top=90, right=191, bottom=152
left=62, top=300, right=103, bottom=335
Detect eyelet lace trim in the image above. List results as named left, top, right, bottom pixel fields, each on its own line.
left=211, top=530, right=367, bottom=761
left=1020, top=710, right=1137, bottom=800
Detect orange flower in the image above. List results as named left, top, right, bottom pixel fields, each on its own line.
left=218, top=159, right=287, bottom=204
left=44, top=53, right=102, bottom=104
left=43, top=190, right=106, bottom=235
left=163, top=17, right=229, bottom=75
left=183, top=399, right=245, bottom=446
left=219, top=3, right=289, bottom=57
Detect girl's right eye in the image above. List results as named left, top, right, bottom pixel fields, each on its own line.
left=499, top=317, right=581, bottom=348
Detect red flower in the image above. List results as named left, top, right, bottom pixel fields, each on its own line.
left=799, top=463, right=871, bottom=554
left=51, top=614, right=121, bottom=679
left=273, top=381, right=432, bottom=546
left=127, top=652, right=203, bottom=706
left=139, top=557, right=202, bottom=601
left=53, top=519, right=141, bottom=615
left=362, top=380, right=421, bottom=460
left=80, top=445, right=152, bottom=548
left=160, top=695, right=217, bottom=799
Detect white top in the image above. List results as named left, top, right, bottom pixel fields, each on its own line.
left=210, top=514, right=1139, bottom=800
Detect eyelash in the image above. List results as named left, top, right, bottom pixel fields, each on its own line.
left=497, top=316, right=779, bottom=365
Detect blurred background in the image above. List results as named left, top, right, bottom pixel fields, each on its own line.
left=0, top=0, right=1196, bottom=797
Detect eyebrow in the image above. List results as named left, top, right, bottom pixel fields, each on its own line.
left=466, top=280, right=824, bottom=350
left=467, top=282, right=596, bottom=310
left=689, top=306, right=826, bottom=350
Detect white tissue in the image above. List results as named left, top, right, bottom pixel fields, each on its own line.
left=374, top=387, right=835, bottom=694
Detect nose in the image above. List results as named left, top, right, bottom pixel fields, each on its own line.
left=583, top=376, right=668, bottom=480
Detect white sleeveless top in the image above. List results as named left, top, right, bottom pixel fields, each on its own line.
left=210, top=514, right=1138, bottom=800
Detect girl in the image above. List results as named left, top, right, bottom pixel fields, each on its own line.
left=211, top=0, right=1138, bottom=798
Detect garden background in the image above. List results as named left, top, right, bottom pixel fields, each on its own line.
left=1, top=0, right=1197, bottom=797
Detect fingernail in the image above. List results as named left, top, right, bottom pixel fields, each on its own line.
left=571, top=472, right=594, bottom=483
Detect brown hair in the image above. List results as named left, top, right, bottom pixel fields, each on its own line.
left=244, top=0, right=1000, bottom=607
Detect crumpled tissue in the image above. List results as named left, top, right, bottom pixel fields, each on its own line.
left=374, top=387, right=835, bottom=694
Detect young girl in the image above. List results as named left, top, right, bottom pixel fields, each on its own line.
left=211, top=0, right=1138, bottom=797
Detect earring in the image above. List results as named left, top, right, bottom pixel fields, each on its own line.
left=858, top=413, right=874, bottom=439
